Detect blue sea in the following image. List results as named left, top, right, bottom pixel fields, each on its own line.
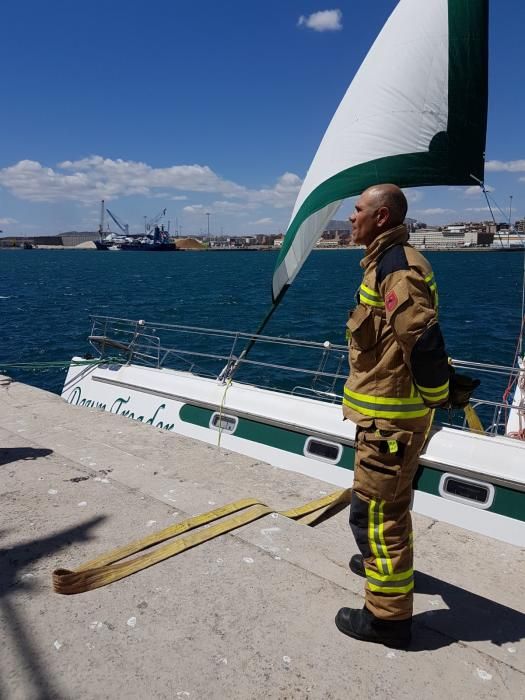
left=0, top=249, right=523, bottom=410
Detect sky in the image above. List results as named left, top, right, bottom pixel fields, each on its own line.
left=1, top=0, right=524, bottom=237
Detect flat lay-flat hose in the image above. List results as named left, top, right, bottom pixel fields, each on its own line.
left=52, top=403, right=480, bottom=595
left=53, top=488, right=352, bottom=595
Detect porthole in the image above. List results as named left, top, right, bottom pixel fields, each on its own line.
left=304, top=437, right=342, bottom=464
left=438, top=473, right=494, bottom=510
left=209, top=412, right=238, bottom=434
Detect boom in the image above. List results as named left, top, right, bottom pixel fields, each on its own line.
left=106, top=208, right=129, bottom=236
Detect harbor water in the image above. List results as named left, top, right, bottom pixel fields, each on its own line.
left=1, top=249, right=523, bottom=410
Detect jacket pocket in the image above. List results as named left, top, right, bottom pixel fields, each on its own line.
left=346, top=305, right=381, bottom=351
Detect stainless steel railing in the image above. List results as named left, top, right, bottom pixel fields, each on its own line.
left=87, top=315, right=525, bottom=432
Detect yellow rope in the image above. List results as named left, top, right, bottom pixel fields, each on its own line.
left=464, top=404, right=484, bottom=433
left=217, top=378, right=233, bottom=449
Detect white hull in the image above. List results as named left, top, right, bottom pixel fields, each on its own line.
left=62, top=360, right=525, bottom=546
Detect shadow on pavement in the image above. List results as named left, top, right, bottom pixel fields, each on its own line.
left=0, top=517, right=106, bottom=699
left=410, top=571, right=525, bottom=651
left=0, top=447, right=53, bottom=466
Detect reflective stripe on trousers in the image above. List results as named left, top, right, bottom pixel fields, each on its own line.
left=367, top=499, right=414, bottom=594
left=349, top=425, right=428, bottom=620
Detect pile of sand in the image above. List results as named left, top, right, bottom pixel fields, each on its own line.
left=75, top=241, right=97, bottom=249
left=176, top=238, right=206, bottom=250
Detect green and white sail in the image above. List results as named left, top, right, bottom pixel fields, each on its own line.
left=273, top=0, right=488, bottom=301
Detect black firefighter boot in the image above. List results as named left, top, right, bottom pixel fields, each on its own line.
left=349, top=553, right=365, bottom=577
left=335, top=606, right=412, bottom=649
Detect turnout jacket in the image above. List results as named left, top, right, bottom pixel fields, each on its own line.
left=343, top=225, right=449, bottom=432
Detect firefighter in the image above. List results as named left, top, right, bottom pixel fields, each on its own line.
left=335, top=184, right=450, bottom=648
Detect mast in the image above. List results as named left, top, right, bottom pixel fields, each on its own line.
left=98, top=200, right=105, bottom=241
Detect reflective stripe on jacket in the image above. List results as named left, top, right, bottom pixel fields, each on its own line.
left=343, top=225, right=449, bottom=431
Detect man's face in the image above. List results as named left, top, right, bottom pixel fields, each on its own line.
left=350, top=191, right=382, bottom=247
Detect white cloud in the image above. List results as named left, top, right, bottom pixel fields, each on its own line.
left=171, top=195, right=188, bottom=201
left=416, top=208, right=455, bottom=216
left=0, top=217, right=18, bottom=225
left=150, top=191, right=171, bottom=199
left=463, top=185, right=494, bottom=197
left=465, top=207, right=494, bottom=213
left=297, top=9, right=342, bottom=32
left=58, top=156, right=245, bottom=198
left=250, top=217, right=273, bottom=225
left=183, top=204, right=205, bottom=214
left=212, top=200, right=258, bottom=214
left=182, top=201, right=263, bottom=218
left=448, top=185, right=494, bottom=197
left=403, top=189, right=423, bottom=204
left=0, top=157, right=302, bottom=213
left=486, top=159, right=525, bottom=172
left=0, top=157, right=245, bottom=203
left=246, top=172, right=302, bottom=209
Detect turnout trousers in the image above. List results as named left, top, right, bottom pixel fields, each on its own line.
left=349, top=422, right=429, bottom=621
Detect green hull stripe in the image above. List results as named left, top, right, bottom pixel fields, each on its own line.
left=179, top=404, right=355, bottom=470
left=276, top=0, right=488, bottom=276
left=413, top=464, right=524, bottom=522
left=180, top=403, right=524, bottom=523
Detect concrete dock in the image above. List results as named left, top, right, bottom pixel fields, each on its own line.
left=1, top=376, right=524, bottom=699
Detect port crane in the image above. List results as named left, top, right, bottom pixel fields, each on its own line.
left=144, top=208, right=167, bottom=233
left=106, top=208, right=130, bottom=237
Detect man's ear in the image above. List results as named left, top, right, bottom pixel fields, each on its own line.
left=377, top=206, right=390, bottom=228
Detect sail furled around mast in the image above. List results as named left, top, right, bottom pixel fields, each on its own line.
left=272, top=0, right=488, bottom=301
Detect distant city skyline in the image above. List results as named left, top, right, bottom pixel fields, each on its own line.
left=1, top=1, right=524, bottom=236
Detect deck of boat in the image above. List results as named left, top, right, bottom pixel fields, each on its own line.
left=1, top=376, right=523, bottom=699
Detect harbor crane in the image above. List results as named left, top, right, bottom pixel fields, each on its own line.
left=144, top=208, right=167, bottom=233
left=106, top=208, right=130, bottom=237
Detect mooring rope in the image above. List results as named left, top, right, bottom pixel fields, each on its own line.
left=0, top=358, right=119, bottom=372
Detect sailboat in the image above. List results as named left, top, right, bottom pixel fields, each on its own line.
left=61, top=0, right=525, bottom=547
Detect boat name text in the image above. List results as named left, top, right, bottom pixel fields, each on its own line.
left=66, top=387, right=175, bottom=430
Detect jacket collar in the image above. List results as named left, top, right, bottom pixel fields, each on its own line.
left=360, top=225, right=409, bottom=269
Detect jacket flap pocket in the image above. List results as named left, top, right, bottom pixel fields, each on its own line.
left=346, top=304, right=371, bottom=334
left=346, top=305, right=380, bottom=351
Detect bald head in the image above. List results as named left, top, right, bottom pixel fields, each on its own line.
left=350, top=183, right=408, bottom=247
left=364, top=184, right=408, bottom=227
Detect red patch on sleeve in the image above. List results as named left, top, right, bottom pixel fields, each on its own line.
left=385, top=290, right=398, bottom=312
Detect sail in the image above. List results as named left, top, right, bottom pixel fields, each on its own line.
left=273, top=0, right=488, bottom=301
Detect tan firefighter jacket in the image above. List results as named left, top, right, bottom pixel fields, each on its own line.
left=343, top=224, right=450, bottom=432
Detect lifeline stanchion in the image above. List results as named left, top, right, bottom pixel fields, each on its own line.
left=53, top=488, right=352, bottom=595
